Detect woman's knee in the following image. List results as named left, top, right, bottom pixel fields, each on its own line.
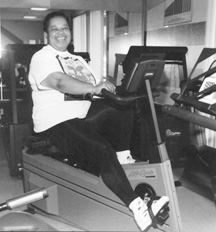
left=96, top=143, right=117, bottom=162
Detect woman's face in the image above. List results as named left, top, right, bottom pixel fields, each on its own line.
left=45, top=16, right=71, bottom=52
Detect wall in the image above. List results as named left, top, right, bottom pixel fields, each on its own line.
left=146, top=0, right=208, bottom=74
left=1, top=20, right=44, bottom=50
left=108, top=0, right=208, bottom=78
left=108, top=12, right=143, bottom=78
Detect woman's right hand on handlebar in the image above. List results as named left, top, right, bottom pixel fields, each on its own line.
left=93, top=80, right=116, bottom=95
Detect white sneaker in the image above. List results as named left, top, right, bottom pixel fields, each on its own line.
left=116, top=150, right=136, bottom=164
left=129, top=196, right=169, bottom=231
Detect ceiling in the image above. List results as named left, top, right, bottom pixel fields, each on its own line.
left=0, top=8, right=75, bottom=21
left=0, top=0, right=164, bottom=21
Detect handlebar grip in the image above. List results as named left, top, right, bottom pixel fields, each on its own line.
left=101, top=89, right=136, bottom=104
left=101, top=89, right=160, bottom=104
left=6, top=188, right=48, bottom=210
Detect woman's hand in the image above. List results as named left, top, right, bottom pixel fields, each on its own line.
left=93, top=80, right=116, bottom=95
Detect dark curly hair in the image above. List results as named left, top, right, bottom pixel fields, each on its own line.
left=43, top=11, right=70, bottom=32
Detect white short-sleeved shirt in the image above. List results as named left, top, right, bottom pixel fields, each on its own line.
left=28, top=45, right=100, bottom=133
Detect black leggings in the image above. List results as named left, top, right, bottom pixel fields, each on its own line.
left=39, top=99, right=138, bottom=206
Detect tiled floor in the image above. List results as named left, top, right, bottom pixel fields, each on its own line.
left=0, top=161, right=23, bottom=203
left=176, top=181, right=216, bottom=232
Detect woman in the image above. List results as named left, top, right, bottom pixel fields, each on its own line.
left=28, top=11, right=169, bottom=231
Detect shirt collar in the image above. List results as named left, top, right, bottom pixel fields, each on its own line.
left=46, top=44, right=71, bottom=58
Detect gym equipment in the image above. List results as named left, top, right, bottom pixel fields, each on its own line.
left=0, top=187, right=83, bottom=231
left=22, top=46, right=184, bottom=231
left=163, top=47, right=216, bottom=202
left=0, top=44, right=90, bottom=176
left=0, top=188, right=56, bottom=231
left=124, top=46, right=190, bottom=167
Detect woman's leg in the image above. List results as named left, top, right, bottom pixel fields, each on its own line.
left=45, top=118, right=138, bottom=207
left=85, top=99, right=134, bottom=151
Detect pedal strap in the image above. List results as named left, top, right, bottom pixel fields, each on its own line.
left=147, top=196, right=160, bottom=228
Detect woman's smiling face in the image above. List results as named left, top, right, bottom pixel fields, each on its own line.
left=45, top=16, right=71, bottom=52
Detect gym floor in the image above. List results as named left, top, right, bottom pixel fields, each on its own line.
left=0, top=133, right=216, bottom=232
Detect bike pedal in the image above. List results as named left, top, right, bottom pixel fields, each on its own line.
left=156, top=204, right=170, bottom=226
left=151, top=203, right=170, bottom=228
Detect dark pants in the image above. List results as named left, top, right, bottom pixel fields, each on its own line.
left=39, top=99, right=138, bottom=206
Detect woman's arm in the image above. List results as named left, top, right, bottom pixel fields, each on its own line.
left=41, top=71, right=115, bottom=95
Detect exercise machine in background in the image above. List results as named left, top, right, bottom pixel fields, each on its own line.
left=122, top=46, right=190, bottom=168
left=163, top=47, right=216, bottom=203
left=22, top=46, right=184, bottom=231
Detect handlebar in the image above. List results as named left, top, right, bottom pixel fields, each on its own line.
left=163, top=104, right=216, bottom=131
left=101, top=89, right=160, bottom=104
left=0, top=188, right=48, bottom=212
left=65, top=88, right=160, bottom=105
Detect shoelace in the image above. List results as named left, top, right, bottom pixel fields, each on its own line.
left=136, top=197, right=149, bottom=217
left=143, top=194, right=151, bottom=204
left=126, top=155, right=136, bottom=163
